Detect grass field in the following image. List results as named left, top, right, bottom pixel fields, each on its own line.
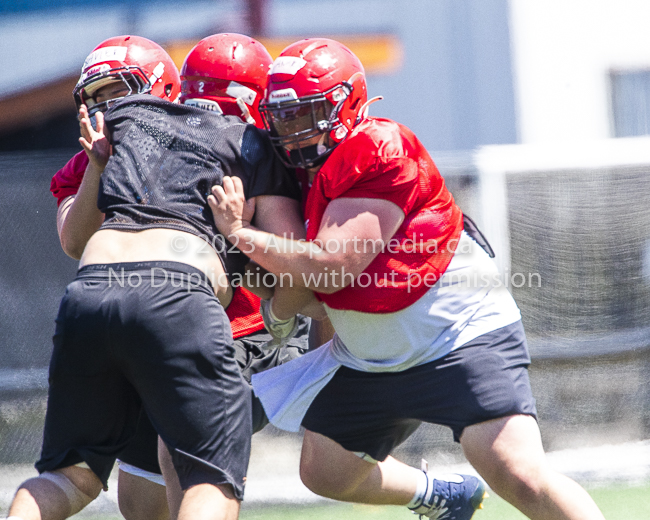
left=79, top=483, right=650, bottom=519
left=238, top=484, right=650, bottom=520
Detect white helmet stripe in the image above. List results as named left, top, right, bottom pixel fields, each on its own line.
left=83, top=46, right=128, bottom=70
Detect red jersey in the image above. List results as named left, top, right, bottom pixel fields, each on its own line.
left=225, top=287, right=265, bottom=338
left=50, top=150, right=265, bottom=338
left=304, top=117, right=463, bottom=313
left=50, top=151, right=89, bottom=207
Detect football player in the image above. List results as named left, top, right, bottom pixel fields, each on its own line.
left=8, top=35, right=304, bottom=520
left=160, top=33, right=314, bottom=518
left=52, top=35, right=181, bottom=520
left=210, top=38, right=606, bottom=520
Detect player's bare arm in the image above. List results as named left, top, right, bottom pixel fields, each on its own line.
left=57, top=106, right=111, bottom=259
left=209, top=176, right=405, bottom=294
left=248, top=193, right=328, bottom=319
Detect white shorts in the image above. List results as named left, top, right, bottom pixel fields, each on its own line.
left=117, top=460, right=166, bottom=486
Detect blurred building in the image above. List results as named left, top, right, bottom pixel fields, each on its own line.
left=2, top=0, right=649, bottom=151
left=0, top=0, right=512, bottom=151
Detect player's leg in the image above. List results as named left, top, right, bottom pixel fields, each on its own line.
left=298, top=365, right=485, bottom=519
left=154, top=313, right=311, bottom=520
left=117, top=469, right=168, bottom=520
left=300, top=430, right=418, bottom=504
left=158, top=439, right=182, bottom=520
left=121, top=264, right=250, bottom=520
left=8, top=274, right=141, bottom=520
left=461, top=414, right=604, bottom=520
left=116, top=411, right=169, bottom=520
left=446, top=322, right=604, bottom=519
left=177, top=483, right=240, bottom=520
left=299, top=430, right=484, bottom=520
left=8, top=465, right=100, bottom=520
left=130, top=456, right=238, bottom=520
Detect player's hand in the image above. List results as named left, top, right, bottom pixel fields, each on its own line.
left=78, top=105, right=111, bottom=170
left=208, top=176, right=256, bottom=236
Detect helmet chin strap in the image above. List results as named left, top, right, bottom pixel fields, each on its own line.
left=292, top=130, right=338, bottom=168
left=236, top=97, right=256, bottom=124
left=357, top=96, right=383, bottom=123
left=316, top=133, right=328, bottom=155
left=289, top=138, right=332, bottom=169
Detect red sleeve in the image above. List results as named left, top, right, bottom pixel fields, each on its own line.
left=318, top=119, right=423, bottom=215
left=50, top=151, right=89, bottom=206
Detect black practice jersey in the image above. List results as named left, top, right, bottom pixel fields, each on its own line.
left=98, top=95, right=300, bottom=278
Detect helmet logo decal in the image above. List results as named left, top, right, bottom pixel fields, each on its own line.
left=226, top=81, right=257, bottom=106
left=315, top=53, right=337, bottom=71
left=82, top=46, right=128, bottom=70
left=184, top=98, right=223, bottom=114
left=269, top=56, right=307, bottom=76
left=80, top=63, right=110, bottom=83
left=267, top=88, right=298, bottom=103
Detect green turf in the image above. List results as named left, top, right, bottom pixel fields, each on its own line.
left=239, top=483, right=650, bottom=520
left=75, top=483, right=650, bottom=519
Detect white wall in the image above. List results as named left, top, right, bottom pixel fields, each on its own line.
left=509, top=0, right=650, bottom=144
left=273, top=0, right=517, bottom=151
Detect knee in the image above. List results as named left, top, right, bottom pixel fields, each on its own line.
left=300, top=458, right=367, bottom=501
left=58, top=466, right=103, bottom=503
left=485, top=463, right=548, bottom=506
left=118, top=493, right=169, bottom=520
left=299, top=462, right=343, bottom=499
left=26, top=468, right=100, bottom=516
left=299, top=460, right=329, bottom=497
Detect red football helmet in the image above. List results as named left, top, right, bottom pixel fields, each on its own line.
left=180, top=33, right=272, bottom=128
left=74, top=35, right=181, bottom=116
left=260, top=38, right=368, bottom=168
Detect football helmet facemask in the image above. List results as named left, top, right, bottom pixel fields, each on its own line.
left=260, top=38, right=368, bottom=169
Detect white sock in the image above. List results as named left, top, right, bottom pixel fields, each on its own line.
left=406, top=470, right=429, bottom=509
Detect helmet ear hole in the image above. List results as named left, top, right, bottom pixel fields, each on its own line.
left=165, top=84, right=173, bottom=97
left=350, top=98, right=360, bottom=111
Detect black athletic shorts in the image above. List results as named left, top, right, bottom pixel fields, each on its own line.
left=234, top=319, right=309, bottom=433
left=116, top=315, right=310, bottom=475
left=36, top=262, right=251, bottom=499
left=301, top=321, right=537, bottom=462
left=117, top=408, right=161, bottom=475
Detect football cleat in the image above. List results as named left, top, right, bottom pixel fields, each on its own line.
left=409, top=472, right=486, bottom=520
